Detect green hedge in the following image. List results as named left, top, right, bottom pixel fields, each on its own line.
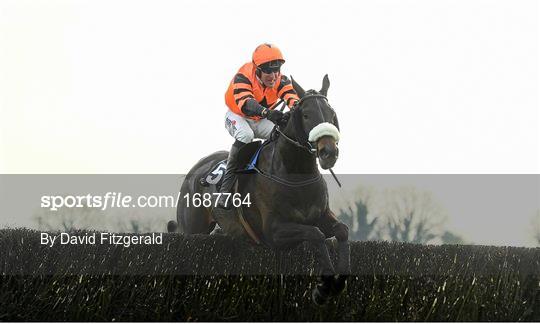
left=0, top=229, right=538, bottom=321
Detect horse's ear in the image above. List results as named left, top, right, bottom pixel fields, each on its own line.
left=291, top=76, right=305, bottom=98
left=320, top=74, right=330, bottom=96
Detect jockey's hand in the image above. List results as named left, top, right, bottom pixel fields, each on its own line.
left=265, top=109, right=284, bottom=125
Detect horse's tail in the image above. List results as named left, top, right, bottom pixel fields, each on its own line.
left=168, top=193, right=187, bottom=233
left=174, top=150, right=229, bottom=235
left=169, top=174, right=189, bottom=234
left=172, top=181, right=188, bottom=234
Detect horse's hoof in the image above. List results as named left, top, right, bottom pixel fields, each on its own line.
left=167, top=220, right=178, bottom=233
left=311, top=286, right=330, bottom=306
left=209, top=224, right=224, bottom=235
left=330, top=275, right=347, bottom=296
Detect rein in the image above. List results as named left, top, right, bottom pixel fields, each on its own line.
left=275, top=128, right=316, bottom=154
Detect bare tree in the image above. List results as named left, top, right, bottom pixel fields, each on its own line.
left=376, top=186, right=447, bottom=244
left=33, top=203, right=106, bottom=231
left=336, top=187, right=379, bottom=241
left=34, top=205, right=167, bottom=233
left=441, top=230, right=466, bottom=244
left=112, top=210, right=166, bottom=233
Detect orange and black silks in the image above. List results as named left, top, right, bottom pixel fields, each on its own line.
left=225, top=62, right=299, bottom=120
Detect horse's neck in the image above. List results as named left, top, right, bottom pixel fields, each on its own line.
left=273, top=131, right=318, bottom=175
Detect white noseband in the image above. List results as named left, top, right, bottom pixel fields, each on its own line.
left=308, top=122, right=340, bottom=143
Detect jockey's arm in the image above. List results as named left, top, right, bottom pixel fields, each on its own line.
left=242, top=99, right=268, bottom=118
left=242, top=99, right=283, bottom=124
left=277, top=75, right=300, bottom=109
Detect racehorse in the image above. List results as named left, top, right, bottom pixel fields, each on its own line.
left=168, top=75, right=350, bottom=305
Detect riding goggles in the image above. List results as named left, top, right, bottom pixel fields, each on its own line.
left=258, top=65, right=281, bottom=74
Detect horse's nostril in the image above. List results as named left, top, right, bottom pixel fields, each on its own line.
left=320, top=149, right=330, bottom=159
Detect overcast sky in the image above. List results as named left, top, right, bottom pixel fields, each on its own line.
left=0, top=0, right=538, bottom=245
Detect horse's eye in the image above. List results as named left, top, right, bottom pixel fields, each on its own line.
left=303, top=114, right=308, bottom=119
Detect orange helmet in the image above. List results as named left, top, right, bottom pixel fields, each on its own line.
left=252, top=43, right=285, bottom=67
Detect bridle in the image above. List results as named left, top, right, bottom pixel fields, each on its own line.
left=275, top=92, right=337, bottom=157
left=253, top=92, right=342, bottom=187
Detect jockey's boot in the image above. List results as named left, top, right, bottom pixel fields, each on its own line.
left=217, top=140, right=244, bottom=210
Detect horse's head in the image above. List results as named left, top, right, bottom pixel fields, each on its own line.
left=289, top=75, right=340, bottom=170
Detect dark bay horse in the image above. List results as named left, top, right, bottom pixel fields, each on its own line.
left=168, top=75, right=350, bottom=305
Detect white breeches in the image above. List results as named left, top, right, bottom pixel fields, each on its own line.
left=224, top=110, right=275, bottom=144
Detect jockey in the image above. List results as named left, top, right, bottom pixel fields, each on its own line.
left=217, top=43, right=300, bottom=209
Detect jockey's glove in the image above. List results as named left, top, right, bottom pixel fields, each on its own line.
left=242, top=99, right=266, bottom=117
left=265, top=109, right=284, bottom=125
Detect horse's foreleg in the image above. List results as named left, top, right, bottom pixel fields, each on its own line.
left=271, top=222, right=336, bottom=305
left=330, top=222, right=350, bottom=297
left=317, top=211, right=351, bottom=297
left=332, top=222, right=351, bottom=276
left=317, top=210, right=351, bottom=276
left=271, top=222, right=335, bottom=276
